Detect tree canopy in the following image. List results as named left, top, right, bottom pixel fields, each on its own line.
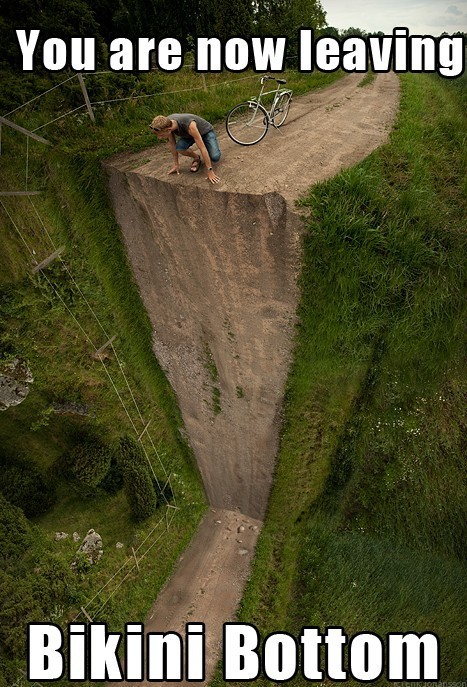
left=1, top=0, right=327, bottom=70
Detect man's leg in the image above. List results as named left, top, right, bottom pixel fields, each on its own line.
left=176, top=136, right=201, bottom=169
left=179, top=148, right=199, bottom=161
left=179, top=148, right=202, bottom=171
left=202, top=130, right=221, bottom=163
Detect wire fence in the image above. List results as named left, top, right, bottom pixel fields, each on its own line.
left=31, top=72, right=262, bottom=132
left=3, top=56, right=299, bottom=132
left=0, top=64, right=296, bottom=194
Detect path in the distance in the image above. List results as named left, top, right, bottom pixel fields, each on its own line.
left=106, top=73, right=400, bottom=686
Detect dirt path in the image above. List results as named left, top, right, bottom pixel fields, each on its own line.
left=112, top=510, right=261, bottom=687
left=105, top=72, right=400, bottom=685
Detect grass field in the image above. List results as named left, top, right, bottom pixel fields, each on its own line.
left=212, top=72, right=467, bottom=685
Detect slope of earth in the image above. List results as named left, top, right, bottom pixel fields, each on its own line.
left=104, top=72, right=400, bottom=685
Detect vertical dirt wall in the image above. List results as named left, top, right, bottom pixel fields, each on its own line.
left=106, top=167, right=301, bottom=520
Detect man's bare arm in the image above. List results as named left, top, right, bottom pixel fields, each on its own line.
left=189, top=122, right=220, bottom=184
left=168, top=132, right=179, bottom=174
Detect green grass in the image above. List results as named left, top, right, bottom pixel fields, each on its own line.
left=358, top=71, right=375, bottom=87
left=212, top=72, right=467, bottom=685
left=203, top=341, right=220, bottom=383
left=0, top=166, right=207, bottom=682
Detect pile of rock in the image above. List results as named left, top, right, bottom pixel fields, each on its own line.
left=0, top=358, right=33, bottom=411
left=70, top=529, right=103, bottom=571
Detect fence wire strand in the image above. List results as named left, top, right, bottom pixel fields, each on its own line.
left=3, top=73, right=78, bottom=117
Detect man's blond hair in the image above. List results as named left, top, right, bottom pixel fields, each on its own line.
left=150, top=115, right=172, bottom=130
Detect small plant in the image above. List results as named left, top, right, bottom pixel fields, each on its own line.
left=358, top=72, right=375, bottom=88
left=202, top=342, right=222, bottom=414
left=236, top=385, right=244, bottom=398
left=72, top=550, right=93, bottom=575
left=212, top=386, right=221, bottom=415
left=30, top=405, right=55, bottom=432
left=203, top=342, right=219, bottom=382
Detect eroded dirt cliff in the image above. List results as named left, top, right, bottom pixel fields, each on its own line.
left=105, top=168, right=301, bottom=519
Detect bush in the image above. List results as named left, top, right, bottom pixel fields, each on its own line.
left=33, top=552, right=78, bottom=611
left=0, top=556, right=77, bottom=659
left=99, top=450, right=124, bottom=495
left=0, top=571, right=42, bottom=657
left=0, top=494, right=35, bottom=564
left=118, top=437, right=157, bottom=521
left=60, top=434, right=112, bottom=496
left=0, top=494, right=78, bottom=659
left=69, top=439, right=111, bottom=487
left=0, top=453, right=56, bottom=518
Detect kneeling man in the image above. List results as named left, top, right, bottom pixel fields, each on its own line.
left=150, top=113, right=221, bottom=184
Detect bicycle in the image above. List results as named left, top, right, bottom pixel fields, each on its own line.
left=225, top=75, right=293, bottom=146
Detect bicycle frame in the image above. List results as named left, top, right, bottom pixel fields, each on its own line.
left=225, top=75, right=293, bottom=145
left=247, top=76, right=292, bottom=128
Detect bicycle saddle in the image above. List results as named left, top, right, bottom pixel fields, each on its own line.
left=276, top=79, right=287, bottom=84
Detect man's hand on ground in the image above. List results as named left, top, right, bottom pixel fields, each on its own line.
left=207, top=169, right=220, bottom=184
left=168, top=165, right=180, bottom=175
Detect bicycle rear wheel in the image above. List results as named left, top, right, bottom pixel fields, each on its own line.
left=226, top=102, right=269, bottom=145
left=272, top=92, right=291, bottom=127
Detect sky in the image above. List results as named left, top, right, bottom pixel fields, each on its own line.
left=321, top=0, right=467, bottom=35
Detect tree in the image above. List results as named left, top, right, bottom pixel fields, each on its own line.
left=325, top=26, right=340, bottom=38
left=254, top=0, right=326, bottom=52
left=340, top=27, right=367, bottom=39
left=194, top=0, right=218, bottom=37
left=213, top=0, right=254, bottom=42
left=0, top=0, right=100, bottom=69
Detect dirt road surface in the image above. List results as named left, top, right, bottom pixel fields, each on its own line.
left=105, top=72, right=399, bottom=685
left=125, top=510, right=261, bottom=686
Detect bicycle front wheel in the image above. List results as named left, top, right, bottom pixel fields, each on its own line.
left=272, top=92, right=291, bottom=127
left=226, top=102, right=269, bottom=145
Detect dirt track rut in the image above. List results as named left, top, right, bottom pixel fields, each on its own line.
left=105, top=72, right=400, bottom=685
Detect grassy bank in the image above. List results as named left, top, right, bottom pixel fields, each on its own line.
left=216, top=72, right=466, bottom=684
left=0, top=66, right=341, bottom=685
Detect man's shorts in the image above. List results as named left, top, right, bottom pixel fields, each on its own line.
left=175, top=129, right=221, bottom=162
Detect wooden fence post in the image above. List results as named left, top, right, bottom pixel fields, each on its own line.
left=77, top=74, right=95, bottom=123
